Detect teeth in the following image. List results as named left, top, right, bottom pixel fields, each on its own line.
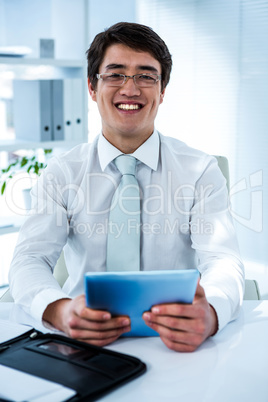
left=117, top=104, right=140, bottom=110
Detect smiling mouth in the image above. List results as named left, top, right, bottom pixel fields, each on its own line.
left=116, top=103, right=143, bottom=110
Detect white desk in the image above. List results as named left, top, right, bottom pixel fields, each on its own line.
left=1, top=301, right=268, bottom=402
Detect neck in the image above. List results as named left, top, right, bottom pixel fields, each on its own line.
left=102, top=130, right=153, bottom=154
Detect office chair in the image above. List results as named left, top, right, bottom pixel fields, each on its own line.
left=214, top=155, right=230, bottom=192
left=213, top=155, right=261, bottom=300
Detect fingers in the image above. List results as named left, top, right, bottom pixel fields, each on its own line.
left=143, top=310, right=205, bottom=333
left=142, top=310, right=207, bottom=353
left=79, top=335, right=124, bottom=347
left=69, top=313, right=130, bottom=331
left=160, top=335, right=202, bottom=353
left=147, top=301, right=205, bottom=320
left=50, top=295, right=131, bottom=347
left=142, top=282, right=218, bottom=352
left=68, top=321, right=131, bottom=347
left=144, top=281, right=206, bottom=319
left=70, top=295, right=111, bottom=321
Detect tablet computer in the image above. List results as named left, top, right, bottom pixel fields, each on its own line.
left=84, top=269, right=199, bottom=337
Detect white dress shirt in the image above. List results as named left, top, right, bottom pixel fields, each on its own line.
left=9, top=130, right=244, bottom=332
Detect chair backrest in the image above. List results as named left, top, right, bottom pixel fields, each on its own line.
left=213, top=155, right=261, bottom=300
left=53, top=251, right=68, bottom=288
left=244, top=279, right=261, bottom=300
left=213, top=155, right=230, bottom=191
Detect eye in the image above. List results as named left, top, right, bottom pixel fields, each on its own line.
left=138, top=74, right=156, bottom=82
left=105, top=73, right=124, bottom=82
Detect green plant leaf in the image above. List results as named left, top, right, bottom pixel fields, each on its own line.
left=34, top=162, right=39, bottom=174
left=20, top=157, right=28, bottom=167
left=1, top=182, right=6, bottom=195
left=1, top=148, right=53, bottom=195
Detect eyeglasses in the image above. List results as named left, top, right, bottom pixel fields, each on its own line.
left=96, top=73, right=161, bottom=88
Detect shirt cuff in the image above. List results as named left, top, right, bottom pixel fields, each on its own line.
left=204, top=292, right=232, bottom=333
left=30, top=288, right=70, bottom=324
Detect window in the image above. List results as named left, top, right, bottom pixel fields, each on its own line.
left=137, top=0, right=268, bottom=272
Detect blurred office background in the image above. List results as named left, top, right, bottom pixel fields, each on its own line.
left=0, top=0, right=267, bottom=297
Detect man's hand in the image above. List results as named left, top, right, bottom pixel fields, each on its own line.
left=43, top=295, right=131, bottom=346
left=142, top=281, right=218, bottom=352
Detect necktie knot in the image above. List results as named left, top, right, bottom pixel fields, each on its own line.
left=115, top=155, right=137, bottom=176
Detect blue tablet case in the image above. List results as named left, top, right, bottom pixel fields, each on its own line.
left=84, top=270, right=199, bottom=337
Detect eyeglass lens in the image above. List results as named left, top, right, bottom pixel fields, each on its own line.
left=100, top=74, right=159, bottom=87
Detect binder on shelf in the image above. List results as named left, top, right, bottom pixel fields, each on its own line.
left=13, top=78, right=85, bottom=144
left=62, top=78, right=73, bottom=141
left=13, top=79, right=52, bottom=142
left=51, top=79, right=64, bottom=141
left=72, top=78, right=84, bottom=142
left=61, top=78, right=84, bottom=142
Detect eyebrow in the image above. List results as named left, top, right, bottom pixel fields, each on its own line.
left=104, top=63, right=159, bottom=73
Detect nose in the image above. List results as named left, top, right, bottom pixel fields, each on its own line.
left=119, top=76, right=141, bottom=96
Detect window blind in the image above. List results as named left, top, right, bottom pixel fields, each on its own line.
left=137, top=0, right=268, bottom=268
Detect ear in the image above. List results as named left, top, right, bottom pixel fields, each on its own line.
left=159, top=87, right=166, bottom=104
left=88, top=78, right=97, bottom=102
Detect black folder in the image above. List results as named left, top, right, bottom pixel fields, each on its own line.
left=0, top=329, right=146, bottom=401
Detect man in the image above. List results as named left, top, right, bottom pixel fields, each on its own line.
left=9, top=22, right=244, bottom=353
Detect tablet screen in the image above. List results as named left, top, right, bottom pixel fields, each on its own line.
left=84, top=269, right=199, bottom=337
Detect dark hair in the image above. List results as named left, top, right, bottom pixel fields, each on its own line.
left=86, top=22, right=172, bottom=91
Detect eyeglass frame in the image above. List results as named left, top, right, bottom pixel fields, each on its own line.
left=96, top=73, right=162, bottom=87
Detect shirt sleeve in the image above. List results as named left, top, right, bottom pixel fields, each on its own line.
left=190, top=155, right=245, bottom=332
left=9, top=157, right=71, bottom=323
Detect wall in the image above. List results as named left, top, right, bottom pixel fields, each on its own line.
left=0, top=0, right=85, bottom=59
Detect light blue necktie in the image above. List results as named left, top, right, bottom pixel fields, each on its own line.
left=106, top=155, right=140, bottom=271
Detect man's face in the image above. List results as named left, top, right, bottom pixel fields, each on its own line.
left=88, top=44, right=165, bottom=149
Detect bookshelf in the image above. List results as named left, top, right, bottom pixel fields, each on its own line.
left=0, top=56, right=88, bottom=152
left=0, top=2, right=90, bottom=272
left=0, top=57, right=84, bottom=68
left=0, top=139, right=82, bottom=153
left=0, top=58, right=88, bottom=240
left=0, top=53, right=88, bottom=214
left=0, top=63, right=88, bottom=234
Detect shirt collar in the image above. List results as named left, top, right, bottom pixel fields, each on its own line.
left=98, top=129, right=160, bottom=171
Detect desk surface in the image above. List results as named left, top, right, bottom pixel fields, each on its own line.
left=1, top=301, right=268, bottom=402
